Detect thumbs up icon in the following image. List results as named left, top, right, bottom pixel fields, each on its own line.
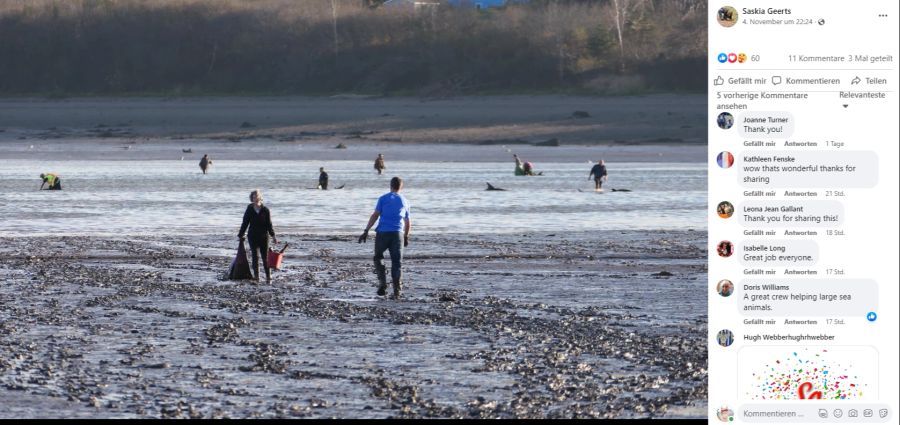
left=714, top=76, right=724, bottom=86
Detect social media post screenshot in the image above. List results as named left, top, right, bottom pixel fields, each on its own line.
left=1, top=0, right=715, bottom=420
left=710, top=1, right=898, bottom=424
left=0, top=0, right=896, bottom=422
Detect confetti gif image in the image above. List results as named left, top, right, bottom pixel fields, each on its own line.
left=748, top=348, right=867, bottom=400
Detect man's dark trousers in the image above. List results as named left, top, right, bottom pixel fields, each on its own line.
left=374, top=231, right=403, bottom=293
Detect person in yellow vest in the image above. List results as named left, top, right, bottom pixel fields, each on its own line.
left=39, top=173, right=62, bottom=190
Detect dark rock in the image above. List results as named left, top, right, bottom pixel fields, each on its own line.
left=477, top=139, right=529, bottom=146
left=437, top=292, right=459, bottom=303
left=534, top=138, right=560, bottom=147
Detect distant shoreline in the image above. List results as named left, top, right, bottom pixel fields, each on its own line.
left=0, top=95, right=706, bottom=162
left=0, top=141, right=706, bottom=163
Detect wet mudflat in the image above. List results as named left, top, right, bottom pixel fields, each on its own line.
left=0, top=230, right=707, bottom=419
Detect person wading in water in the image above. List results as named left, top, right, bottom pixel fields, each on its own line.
left=318, top=167, right=329, bottom=190
left=199, top=154, right=213, bottom=174
left=374, top=153, right=386, bottom=175
left=39, top=173, right=62, bottom=190
left=513, top=154, right=525, bottom=176
left=589, top=159, right=608, bottom=191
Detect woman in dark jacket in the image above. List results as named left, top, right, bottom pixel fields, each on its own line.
left=238, top=189, right=277, bottom=284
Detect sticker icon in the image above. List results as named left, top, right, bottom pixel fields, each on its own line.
left=797, top=382, right=822, bottom=399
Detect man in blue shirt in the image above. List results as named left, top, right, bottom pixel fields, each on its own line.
left=358, top=177, right=411, bottom=298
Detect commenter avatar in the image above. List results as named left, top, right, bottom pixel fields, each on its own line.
left=717, top=151, right=735, bottom=169
left=717, top=329, right=734, bottom=347
left=717, top=112, right=735, bottom=129
left=717, top=279, right=734, bottom=297
left=717, top=201, right=735, bottom=219
left=717, top=240, right=734, bottom=258
left=716, top=405, right=735, bottom=422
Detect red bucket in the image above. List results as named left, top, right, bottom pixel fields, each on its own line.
left=267, top=243, right=289, bottom=270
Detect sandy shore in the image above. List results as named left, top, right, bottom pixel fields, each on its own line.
left=0, top=95, right=705, bottom=162
left=0, top=231, right=707, bottom=419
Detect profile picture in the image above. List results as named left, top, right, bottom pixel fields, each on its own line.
left=717, top=201, right=734, bottom=219
left=717, top=329, right=734, bottom=347
left=717, top=240, right=734, bottom=258
left=717, top=151, right=734, bottom=169
left=717, top=279, right=734, bottom=297
left=717, top=6, right=738, bottom=27
left=717, top=112, right=734, bottom=129
left=717, top=405, right=735, bottom=422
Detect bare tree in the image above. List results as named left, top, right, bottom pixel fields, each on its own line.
left=610, top=0, right=646, bottom=71
left=331, top=0, right=339, bottom=67
left=611, top=0, right=625, bottom=69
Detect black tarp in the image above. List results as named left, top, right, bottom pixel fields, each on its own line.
left=227, top=240, right=253, bottom=280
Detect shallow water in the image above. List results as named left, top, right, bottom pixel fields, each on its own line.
left=1, top=160, right=705, bottom=236
left=1, top=158, right=708, bottom=418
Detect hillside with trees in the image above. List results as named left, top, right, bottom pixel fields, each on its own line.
left=0, top=0, right=706, bottom=96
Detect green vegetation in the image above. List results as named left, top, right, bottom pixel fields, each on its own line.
left=0, top=0, right=706, bottom=96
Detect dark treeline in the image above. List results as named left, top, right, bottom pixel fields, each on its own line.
left=0, top=0, right=706, bottom=96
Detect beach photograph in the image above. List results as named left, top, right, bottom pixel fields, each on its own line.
left=0, top=0, right=708, bottom=419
